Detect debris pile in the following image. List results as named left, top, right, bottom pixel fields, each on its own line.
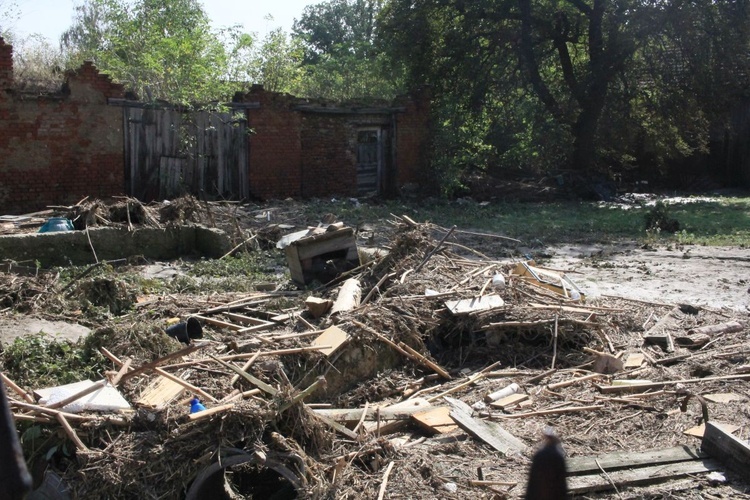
left=0, top=211, right=748, bottom=499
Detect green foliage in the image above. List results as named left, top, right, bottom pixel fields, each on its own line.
left=252, top=27, right=304, bottom=93
left=61, top=0, right=238, bottom=104
left=644, top=201, right=680, bottom=233
left=291, top=0, right=402, bottom=100
left=1, top=333, right=107, bottom=388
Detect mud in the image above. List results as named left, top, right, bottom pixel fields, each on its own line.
left=542, top=244, right=750, bottom=312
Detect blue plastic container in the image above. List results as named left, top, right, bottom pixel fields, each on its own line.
left=38, top=217, right=74, bottom=233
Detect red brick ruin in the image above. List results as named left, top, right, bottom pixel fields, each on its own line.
left=0, top=37, right=430, bottom=214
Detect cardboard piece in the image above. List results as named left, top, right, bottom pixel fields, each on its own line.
left=313, top=326, right=350, bottom=357
left=445, top=295, right=504, bottom=315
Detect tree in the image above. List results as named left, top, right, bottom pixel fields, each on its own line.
left=292, top=0, right=402, bottom=99
left=0, top=1, right=19, bottom=40
left=61, top=0, right=235, bottom=104
left=252, top=27, right=304, bottom=94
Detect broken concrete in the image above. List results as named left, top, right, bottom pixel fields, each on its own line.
left=0, top=225, right=231, bottom=267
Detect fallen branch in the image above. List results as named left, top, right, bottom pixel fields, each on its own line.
left=376, top=461, right=395, bottom=500
left=0, top=373, right=34, bottom=403
left=187, top=403, right=234, bottom=422
left=56, top=413, right=88, bottom=451
left=495, top=404, right=604, bottom=418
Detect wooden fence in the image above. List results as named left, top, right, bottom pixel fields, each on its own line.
left=121, top=104, right=252, bottom=201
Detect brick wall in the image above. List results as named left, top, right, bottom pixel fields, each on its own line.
left=244, top=87, right=303, bottom=200
left=300, top=113, right=357, bottom=198
left=243, top=87, right=431, bottom=200
left=0, top=39, right=431, bottom=210
left=0, top=38, right=12, bottom=97
left=0, top=41, right=125, bottom=214
left=394, top=86, right=431, bottom=188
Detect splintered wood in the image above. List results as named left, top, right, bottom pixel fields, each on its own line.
left=4, top=211, right=749, bottom=500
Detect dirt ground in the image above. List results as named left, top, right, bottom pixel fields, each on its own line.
left=542, top=243, right=750, bottom=312
left=2, top=198, right=749, bottom=499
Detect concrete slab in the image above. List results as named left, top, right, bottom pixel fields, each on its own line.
left=0, top=317, right=91, bottom=347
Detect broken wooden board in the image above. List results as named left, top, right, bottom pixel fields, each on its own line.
left=702, top=421, right=750, bottom=475
left=684, top=421, right=739, bottom=438
left=314, top=398, right=431, bottom=423
left=623, top=352, right=645, bottom=369
left=312, top=325, right=349, bottom=357
left=223, top=312, right=276, bottom=334
left=305, top=296, right=332, bottom=318
left=362, top=399, right=434, bottom=435
left=568, top=458, right=721, bottom=494
left=445, top=295, right=504, bottom=315
left=643, top=306, right=679, bottom=352
left=445, top=397, right=526, bottom=454
left=511, top=261, right=585, bottom=300
left=411, top=407, right=458, bottom=434
left=567, top=445, right=706, bottom=475
left=703, top=393, right=745, bottom=403
left=137, top=376, right=186, bottom=409
left=489, top=393, right=529, bottom=411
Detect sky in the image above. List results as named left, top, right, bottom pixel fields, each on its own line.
left=8, top=0, right=323, bottom=44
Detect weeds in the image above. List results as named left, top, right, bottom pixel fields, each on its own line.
left=1, top=333, right=107, bottom=388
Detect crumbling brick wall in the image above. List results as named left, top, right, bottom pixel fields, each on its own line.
left=394, top=87, right=431, bottom=189
left=245, top=87, right=303, bottom=200
left=0, top=38, right=125, bottom=214
left=243, top=87, right=430, bottom=200
left=0, top=37, right=431, bottom=211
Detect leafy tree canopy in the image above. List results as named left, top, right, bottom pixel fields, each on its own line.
left=61, top=0, right=238, bottom=105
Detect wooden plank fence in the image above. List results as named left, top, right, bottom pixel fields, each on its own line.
left=122, top=105, right=249, bottom=201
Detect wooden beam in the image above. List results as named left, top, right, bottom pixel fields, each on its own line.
left=119, top=344, right=204, bottom=382
left=445, top=397, right=526, bottom=455
left=567, top=446, right=706, bottom=475
left=313, top=398, right=431, bottom=423
left=701, top=421, right=750, bottom=475
left=568, top=459, right=721, bottom=494
left=187, top=403, right=234, bottom=422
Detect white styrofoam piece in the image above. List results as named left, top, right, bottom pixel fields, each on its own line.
left=36, top=379, right=131, bottom=413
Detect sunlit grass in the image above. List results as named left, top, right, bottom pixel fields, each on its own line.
left=304, top=195, right=750, bottom=246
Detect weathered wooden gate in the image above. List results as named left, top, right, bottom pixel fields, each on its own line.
left=122, top=105, right=249, bottom=201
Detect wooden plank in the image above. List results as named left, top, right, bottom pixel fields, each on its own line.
left=567, top=446, right=706, bottom=475
left=489, top=393, right=529, bottom=410
left=224, top=312, right=274, bottom=327
left=137, top=376, right=185, bottom=408
left=314, top=398, right=431, bottom=423
left=684, top=421, right=739, bottom=438
left=597, top=373, right=750, bottom=394
left=445, top=295, right=504, bottom=315
left=313, top=326, right=349, bottom=357
left=411, top=406, right=458, bottom=434
left=191, top=314, right=242, bottom=331
left=568, top=459, right=721, bottom=494
left=688, top=321, right=744, bottom=336
left=703, top=393, right=744, bottom=403
left=187, top=403, right=234, bottom=421
left=702, top=421, right=750, bottom=475
left=445, top=397, right=526, bottom=454
left=623, top=352, right=645, bottom=369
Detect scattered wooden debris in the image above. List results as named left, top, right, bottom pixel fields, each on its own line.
left=445, top=397, right=526, bottom=455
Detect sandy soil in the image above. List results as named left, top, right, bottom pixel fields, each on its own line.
left=542, top=244, right=750, bottom=312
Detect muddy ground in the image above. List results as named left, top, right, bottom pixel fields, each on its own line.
left=1, top=197, right=749, bottom=499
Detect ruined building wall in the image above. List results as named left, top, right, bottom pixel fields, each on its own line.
left=245, top=87, right=303, bottom=200
left=0, top=38, right=125, bottom=214
left=0, top=37, right=431, bottom=213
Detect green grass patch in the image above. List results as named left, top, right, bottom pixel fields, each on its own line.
left=1, top=333, right=107, bottom=388
left=302, top=195, right=750, bottom=246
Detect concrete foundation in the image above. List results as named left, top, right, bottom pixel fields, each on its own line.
left=0, top=225, right=231, bottom=268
